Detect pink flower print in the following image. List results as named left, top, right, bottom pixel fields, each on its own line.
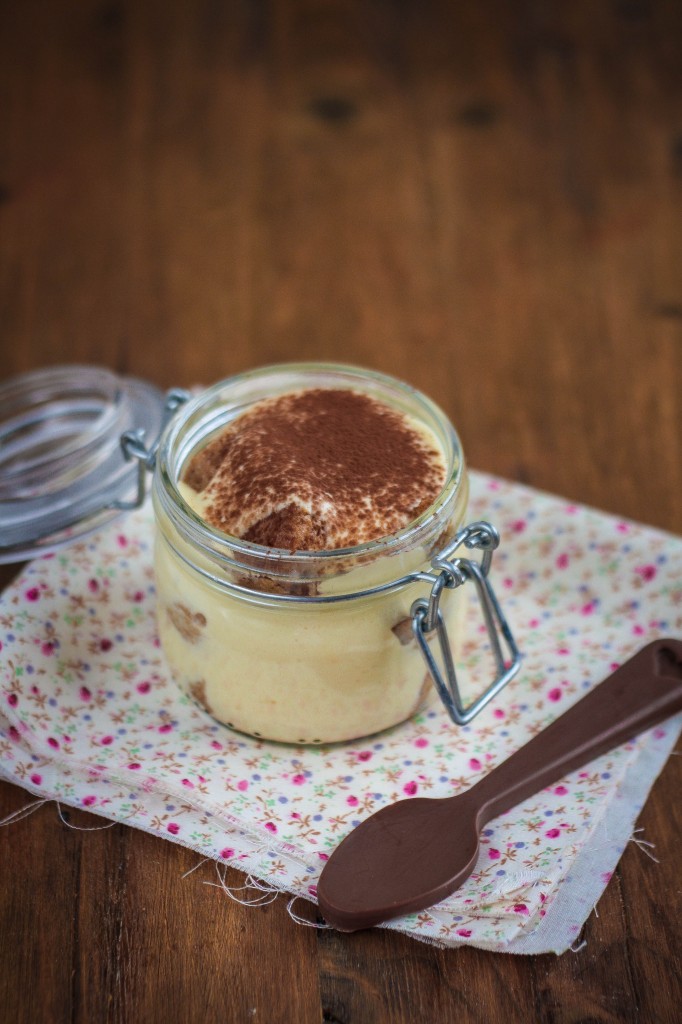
left=545, top=828, right=561, bottom=839
left=79, top=686, right=92, bottom=701
left=635, top=564, right=657, bottom=582
left=488, top=848, right=501, bottom=860
left=158, top=723, right=173, bottom=733
left=181, top=778, right=194, bottom=788
left=457, top=928, right=472, bottom=938
left=581, top=601, right=596, bottom=616
left=128, top=763, right=141, bottom=770
left=99, top=638, right=113, bottom=652
left=30, top=773, right=42, bottom=785
left=633, top=624, right=644, bottom=636
left=503, top=577, right=514, bottom=589
left=137, top=681, right=151, bottom=694
left=548, top=688, right=562, bottom=702
left=616, top=521, right=630, bottom=533
left=132, top=590, right=145, bottom=602
left=47, top=736, right=60, bottom=749
left=493, top=708, right=505, bottom=719
left=8, top=726, right=20, bottom=742
left=346, top=795, right=359, bottom=806
left=88, top=578, right=99, bottom=592
left=7, top=693, right=18, bottom=708
left=528, top=618, right=540, bottom=629
left=237, top=779, right=248, bottom=792
left=100, top=735, right=114, bottom=745
left=25, top=587, right=40, bottom=602
left=554, top=785, right=568, bottom=796
left=41, top=641, right=56, bottom=656
left=469, top=758, right=481, bottom=771
left=653, top=728, right=666, bottom=740
left=167, top=822, right=180, bottom=835
left=291, top=774, right=306, bottom=785
left=220, top=847, right=235, bottom=859
left=414, top=737, right=429, bottom=748
left=511, top=519, right=526, bottom=533
left=82, top=795, right=97, bottom=807
left=317, top=852, right=329, bottom=861
left=513, top=903, right=529, bottom=915
left=211, top=740, right=222, bottom=750
left=308, top=884, right=317, bottom=897
left=117, top=534, right=128, bottom=547
left=357, top=750, right=372, bottom=762
left=556, top=553, right=569, bottom=569
left=264, top=822, right=277, bottom=833
left=403, top=781, right=418, bottom=796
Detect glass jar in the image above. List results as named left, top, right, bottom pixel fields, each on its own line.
left=151, top=364, right=516, bottom=744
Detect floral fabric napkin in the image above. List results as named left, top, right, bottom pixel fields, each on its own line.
left=1, top=472, right=680, bottom=954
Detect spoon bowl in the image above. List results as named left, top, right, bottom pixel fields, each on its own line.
left=319, top=796, right=481, bottom=931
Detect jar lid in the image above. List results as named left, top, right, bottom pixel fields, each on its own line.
left=0, top=365, right=164, bottom=563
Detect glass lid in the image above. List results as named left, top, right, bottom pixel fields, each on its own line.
left=0, top=365, right=164, bottom=563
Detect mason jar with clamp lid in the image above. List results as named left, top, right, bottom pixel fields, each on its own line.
left=0, top=362, right=521, bottom=744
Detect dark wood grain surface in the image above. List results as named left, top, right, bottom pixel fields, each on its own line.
left=1, top=2, right=681, bottom=1021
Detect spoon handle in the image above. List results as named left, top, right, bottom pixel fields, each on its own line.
left=472, top=638, right=682, bottom=823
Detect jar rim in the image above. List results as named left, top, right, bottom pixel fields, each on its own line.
left=154, top=362, right=466, bottom=574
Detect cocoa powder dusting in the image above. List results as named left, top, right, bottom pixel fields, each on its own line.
left=182, top=388, right=446, bottom=551
left=182, top=434, right=231, bottom=492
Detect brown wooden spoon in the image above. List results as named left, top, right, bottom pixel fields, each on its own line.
left=317, top=638, right=682, bottom=932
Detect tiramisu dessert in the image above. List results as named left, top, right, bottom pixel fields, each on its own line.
left=153, top=368, right=469, bottom=743
left=180, top=388, right=446, bottom=551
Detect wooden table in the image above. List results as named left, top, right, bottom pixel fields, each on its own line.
left=1, top=2, right=681, bottom=1020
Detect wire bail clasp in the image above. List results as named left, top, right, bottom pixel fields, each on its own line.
left=112, top=388, right=191, bottom=511
left=411, top=521, right=521, bottom=725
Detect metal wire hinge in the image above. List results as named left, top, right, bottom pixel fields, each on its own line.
left=411, top=521, right=521, bottom=725
left=111, top=388, right=191, bottom=511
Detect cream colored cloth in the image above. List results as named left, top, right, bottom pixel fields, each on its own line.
left=1, top=472, right=680, bottom=952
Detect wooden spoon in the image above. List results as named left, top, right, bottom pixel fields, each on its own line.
left=317, top=639, right=682, bottom=931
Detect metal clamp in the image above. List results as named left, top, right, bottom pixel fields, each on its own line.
left=111, top=388, right=191, bottom=511
left=411, top=520, right=521, bottom=725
